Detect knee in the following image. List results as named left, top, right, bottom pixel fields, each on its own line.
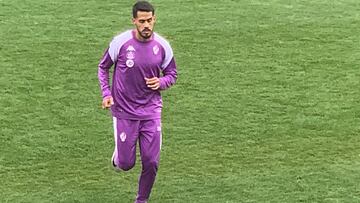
left=143, top=159, right=158, bottom=170
left=118, top=160, right=135, bottom=171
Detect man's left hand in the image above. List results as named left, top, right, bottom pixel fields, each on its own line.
left=145, top=77, right=160, bottom=90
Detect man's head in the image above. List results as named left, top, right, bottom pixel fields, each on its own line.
left=132, top=1, right=156, bottom=41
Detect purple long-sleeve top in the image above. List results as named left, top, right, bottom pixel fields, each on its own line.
left=98, top=30, right=177, bottom=120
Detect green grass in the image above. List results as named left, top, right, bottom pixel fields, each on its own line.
left=1, top=0, right=360, bottom=202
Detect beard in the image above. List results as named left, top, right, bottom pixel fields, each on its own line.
left=138, top=28, right=153, bottom=39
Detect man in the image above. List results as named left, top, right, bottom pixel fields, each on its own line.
left=97, top=1, right=177, bottom=203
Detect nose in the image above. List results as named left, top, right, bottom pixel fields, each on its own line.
left=144, top=21, right=150, bottom=28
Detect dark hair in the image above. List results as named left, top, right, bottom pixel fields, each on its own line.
left=132, top=1, right=155, bottom=18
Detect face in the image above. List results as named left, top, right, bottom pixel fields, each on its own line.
left=133, top=11, right=156, bottom=40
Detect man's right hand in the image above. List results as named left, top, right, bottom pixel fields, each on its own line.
left=102, top=96, right=114, bottom=109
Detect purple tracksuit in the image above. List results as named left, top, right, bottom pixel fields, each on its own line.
left=98, top=30, right=177, bottom=203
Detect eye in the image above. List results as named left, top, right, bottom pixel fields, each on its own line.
left=139, top=20, right=145, bottom=23
left=147, top=19, right=152, bottom=23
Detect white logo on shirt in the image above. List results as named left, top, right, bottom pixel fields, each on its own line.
left=153, top=45, right=159, bottom=55
left=126, top=59, right=134, bottom=68
left=126, top=45, right=135, bottom=52
left=126, top=45, right=136, bottom=60
left=119, top=132, right=126, bottom=142
left=126, top=52, right=135, bottom=59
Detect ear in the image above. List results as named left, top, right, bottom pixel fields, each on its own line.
left=132, top=18, right=136, bottom=25
left=153, top=15, right=156, bottom=22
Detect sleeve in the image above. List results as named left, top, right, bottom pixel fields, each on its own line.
left=159, top=57, right=177, bottom=90
left=98, top=48, right=114, bottom=98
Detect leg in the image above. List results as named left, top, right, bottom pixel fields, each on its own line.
left=135, top=119, right=162, bottom=203
left=111, top=117, right=140, bottom=171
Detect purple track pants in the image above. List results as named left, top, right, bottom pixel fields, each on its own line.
left=111, top=117, right=162, bottom=203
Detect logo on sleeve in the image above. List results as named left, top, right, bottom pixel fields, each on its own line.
left=153, top=45, right=159, bottom=55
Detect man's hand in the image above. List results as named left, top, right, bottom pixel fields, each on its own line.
left=102, top=96, right=114, bottom=109
left=145, top=77, right=160, bottom=90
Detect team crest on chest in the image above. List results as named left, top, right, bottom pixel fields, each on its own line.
left=126, top=52, right=135, bottom=60
left=153, top=45, right=159, bottom=55
left=126, top=45, right=135, bottom=67
left=126, top=45, right=135, bottom=52
left=126, top=59, right=134, bottom=67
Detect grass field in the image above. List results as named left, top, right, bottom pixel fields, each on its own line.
left=1, top=0, right=360, bottom=202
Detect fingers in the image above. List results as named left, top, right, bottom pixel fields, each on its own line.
left=102, top=101, right=110, bottom=109
left=102, top=101, right=111, bottom=109
left=110, top=97, right=114, bottom=105
left=148, top=83, right=160, bottom=90
left=145, top=77, right=159, bottom=84
left=145, top=77, right=160, bottom=90
left=102, top=96, right=114, bottom=109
